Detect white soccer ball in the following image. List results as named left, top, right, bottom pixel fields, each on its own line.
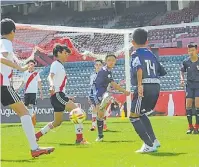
left=69, top=108, right=86, bottom=124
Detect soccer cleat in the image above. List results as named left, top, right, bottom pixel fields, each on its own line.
left=186, top=127, right=194, bottom=134
left=95, top=136, right=104, bottom=142
left=31, top=147, right=55, bottom=158
left=193, top=128, right=199, bottom=134
left=90, top=126, right=96, bottom=131
left=35, top=131, right=43, bottom=141
left=103, top=124, right=108, bottom=131
left=135, top=144, right=157, bottom=153
left=76, top=139, right=90, bottom=145
left=153, top=139, right=161, bottom=148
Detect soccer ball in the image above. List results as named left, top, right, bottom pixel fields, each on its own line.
left=69, top=108, right=86, bottom=124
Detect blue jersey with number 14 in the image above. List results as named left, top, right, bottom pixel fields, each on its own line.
left=130, top=48, right=167, bottom=86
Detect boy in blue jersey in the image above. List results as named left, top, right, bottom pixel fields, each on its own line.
left=180, top=43, right=199, bottom=134
left=130, top=28, right=167, bottom=153
left=90, top=54, right=130, bottom=141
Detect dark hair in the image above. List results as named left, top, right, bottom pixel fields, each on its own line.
left=95, top=59, right=103, bottom=64
left=26, top=60, right=36, bottom=65
left=133, top=28, right=148, bottom=45
left=105, top=54, right=116, bottom=60
left=1, top=18, right=16, bottom=35
left=187, top=43, right=197, bottom=49
left=53, top=44, right=71, bottom=57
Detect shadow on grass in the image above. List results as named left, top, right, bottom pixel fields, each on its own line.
left=148, top=152, right=187, bottom=157
left=103, top=140, right=135, bottom=143
left=0, top=159, right=36, bottom=163
left=1, top=124, right=21, bottom=128
left=103, top=129, right=121, bottom=133
left=39, top=142, right=78, bottom=146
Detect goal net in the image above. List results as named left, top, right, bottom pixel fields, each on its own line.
left=13, top=24, right=132, bottom=113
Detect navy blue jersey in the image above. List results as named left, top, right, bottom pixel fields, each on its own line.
left=130, top=48, right=167, bottom=86
left=181, top=57, right=199, bottom=88
left=93, top=66, right=114, bottom=96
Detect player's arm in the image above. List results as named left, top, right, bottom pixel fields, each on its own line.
left=180, top=61, right=186, bottom=86
left=132, top=56, right=144, bottom=97
left=37, top=74, right=43, bottom=99
left=0, top=53, right=28, bottom=72
left=110, top=81, right=130, bottom=96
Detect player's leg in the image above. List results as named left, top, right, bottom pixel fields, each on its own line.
left=103, top=110, right=108, bottom=131
left=185, top=86, right=194, bottom=134
left=95, top=94, right=112, bottom=141
left=1, top=86, right=54, bottom=157
left=35, top=92, right=65, bottom=140
left=65, top=99, right=89, bottom=144
left=129, top=88, right=155, bottom=153
left=140, top=84, right=160, bottom=147
left=89, top=96, right=97, bottom=131
left=193, top=89, right=199, bottom=134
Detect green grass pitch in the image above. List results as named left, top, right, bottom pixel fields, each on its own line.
left=1, top=117, right=199, bottom=167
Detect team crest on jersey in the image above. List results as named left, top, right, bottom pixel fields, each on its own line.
left=197, top=65, right=199, bottom=70
left=108, top=74, right=111, bottom=78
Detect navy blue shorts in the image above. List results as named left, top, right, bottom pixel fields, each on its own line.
left=89, top=94, right=102, bottom=107
left=131, top=84, right=160, bottom=115
left=186, top=86, right=199, bottom=99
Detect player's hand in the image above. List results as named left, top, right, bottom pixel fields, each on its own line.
left=180, top=80, right=185, bottom=87
left=138, top=85, right=144, bottom=97
left=49, top=85, right=55, bottom=95
left=124, top=91, right=131, bottom=96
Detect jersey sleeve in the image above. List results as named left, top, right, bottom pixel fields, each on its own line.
left=157, top=62, right=167, bottom=76
left=181, top=61, right=187, bottom=72
left=0, top=40, right=13, bottom=53
left=50, top=62, right=57, bottom=75
left=131, top=55, right=143, bottom=72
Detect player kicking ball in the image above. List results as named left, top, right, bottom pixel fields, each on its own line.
left=17, top=60, right=43, bottom=127
left=180, top=43, right=199, bottom=134
left=89, top=59, right=108, bottom=131
left=35, top=44, right=89, bottom=144
left=0, top=18, right=54, bottom=158
left=90, top=54, right=130, bottom=142
left=130, top=28, right=167, bottom=153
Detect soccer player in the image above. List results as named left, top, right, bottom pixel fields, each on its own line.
left=35, top=44, right=89, bottom=144
left=90, top=54, right=130, bottom=142
left=130, top=28, right=167, bottom=153
left=180, top=43, right=199, bottom=134
left=89, top=59, right=108, bottom=131
left=17, top=60, right=43, bottom=127
left=0, top=18, right=54, bottom=157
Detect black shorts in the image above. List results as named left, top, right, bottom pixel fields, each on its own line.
left=50, top=92, right=69, bottom=112
left=0, top=86, right=21, bottom=106
left=24, top=93, right=37, bottom=106
left=131, top=84, right=160, bottom=115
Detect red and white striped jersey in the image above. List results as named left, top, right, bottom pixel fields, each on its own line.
left=23, top=71, right=41, bottom=94
left=49, top=60, right=67, bottom=93
left=0, top=39, right=14, bottom=86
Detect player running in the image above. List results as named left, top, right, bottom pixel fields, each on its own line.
left=130, top=28, right=167, bottom=153
left=17, top=60, right=43, bottom=127
left=0, top=18, right=54, bottom=158
left=89, top=59, right=108, bottom=131
left=35, top=44, right=89, bottom=144
left=90, top=54, right=130, bottom=142
left=180, top=43, right=199, bottom=134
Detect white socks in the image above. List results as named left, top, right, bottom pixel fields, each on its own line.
left=20, top=115, right=38, bottom=150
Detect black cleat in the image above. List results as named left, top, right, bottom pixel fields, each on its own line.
left=186, top=128, right=194, bottom=134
